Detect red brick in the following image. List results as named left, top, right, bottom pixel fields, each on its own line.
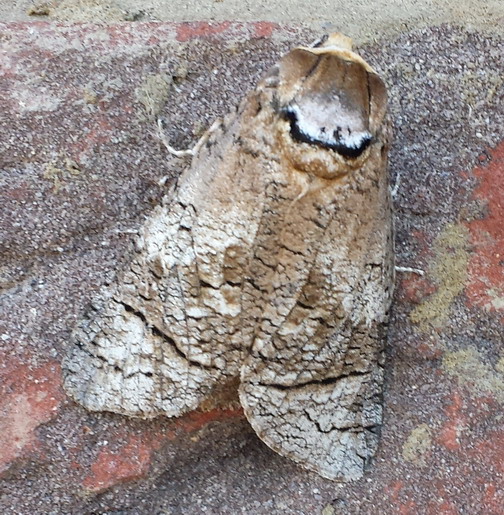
left=465, top=140, right=504, bottom=317
left=81, top=408, right=242, bottom=492
left=438, top=391, right=465, bottom=451
left=0, top=358, right=62, bottom=474
left=176, top=21, right=233, bottom=42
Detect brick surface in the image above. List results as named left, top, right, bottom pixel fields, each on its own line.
left=0, top=22, right=503, bottom=514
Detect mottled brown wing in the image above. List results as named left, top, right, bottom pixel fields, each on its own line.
left=63, top=109, right=268, bottom=417
left=238, top=35, right=393, bottom=481
left=63, top=34, right=393, bottom=483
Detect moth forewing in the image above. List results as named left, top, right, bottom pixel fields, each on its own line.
left=63, top=85, right=267, bottom=418
left=237, top=37, right=393, bottom=481
left=62, top=33, right=393, bottom=482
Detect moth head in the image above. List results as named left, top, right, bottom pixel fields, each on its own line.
left=262, top=33, right=388, bottom=180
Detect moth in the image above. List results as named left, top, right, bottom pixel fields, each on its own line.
left=63, top=33, right=394, bottom=482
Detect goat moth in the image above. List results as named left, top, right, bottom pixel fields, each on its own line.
left=63, top=33, right=394, bottom=482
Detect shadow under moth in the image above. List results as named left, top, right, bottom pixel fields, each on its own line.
left=63, top=33, right=394, bottom=482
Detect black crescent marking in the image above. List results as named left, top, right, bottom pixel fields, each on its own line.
left=282, top=108, right=372, bottom=159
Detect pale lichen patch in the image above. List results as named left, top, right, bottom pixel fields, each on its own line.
left=410, top=223, right=470, bottom=330
left=443, top=346, right=504, bottom=404
left=43, top=158, right=82, bottom=193
left=402, top=423, right=432, bottom=466
left=135, top=73, right=172, bottom=121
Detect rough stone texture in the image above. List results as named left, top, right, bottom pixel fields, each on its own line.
left=0, top=22, right=503, bottom=514
left=4, top=0, right=504, bottom=41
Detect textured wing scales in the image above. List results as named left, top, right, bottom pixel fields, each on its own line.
left=63, top=117, right=266, bottom=418
left=63, top=33, right=394, bottom=482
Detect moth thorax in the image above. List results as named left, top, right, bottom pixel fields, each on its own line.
left=276, top=118, right=370, bottom=180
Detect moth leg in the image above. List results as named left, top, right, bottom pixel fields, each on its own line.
left=156, top=117, right=194, bottom=157
left=389, top=171, right=400, bottom=198
left=395, top=265, right=425, bottom=275
left=156, top=118, right=221, bottom=157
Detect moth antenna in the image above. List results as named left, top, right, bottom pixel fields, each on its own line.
left=390, top=172, right=401, bottom=198
left=290, top=179, right=311, bottom=204
left=157, top=118, right=223, bottom=158
left=156, top=118, right=195, bottom=157
left=309, top=34, right=329, bottom=48
left=113, top=228, right=139, bottom=235
left=191, top=119, right=222, bottom=155
left=395, top=266, right=425, bottom=276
